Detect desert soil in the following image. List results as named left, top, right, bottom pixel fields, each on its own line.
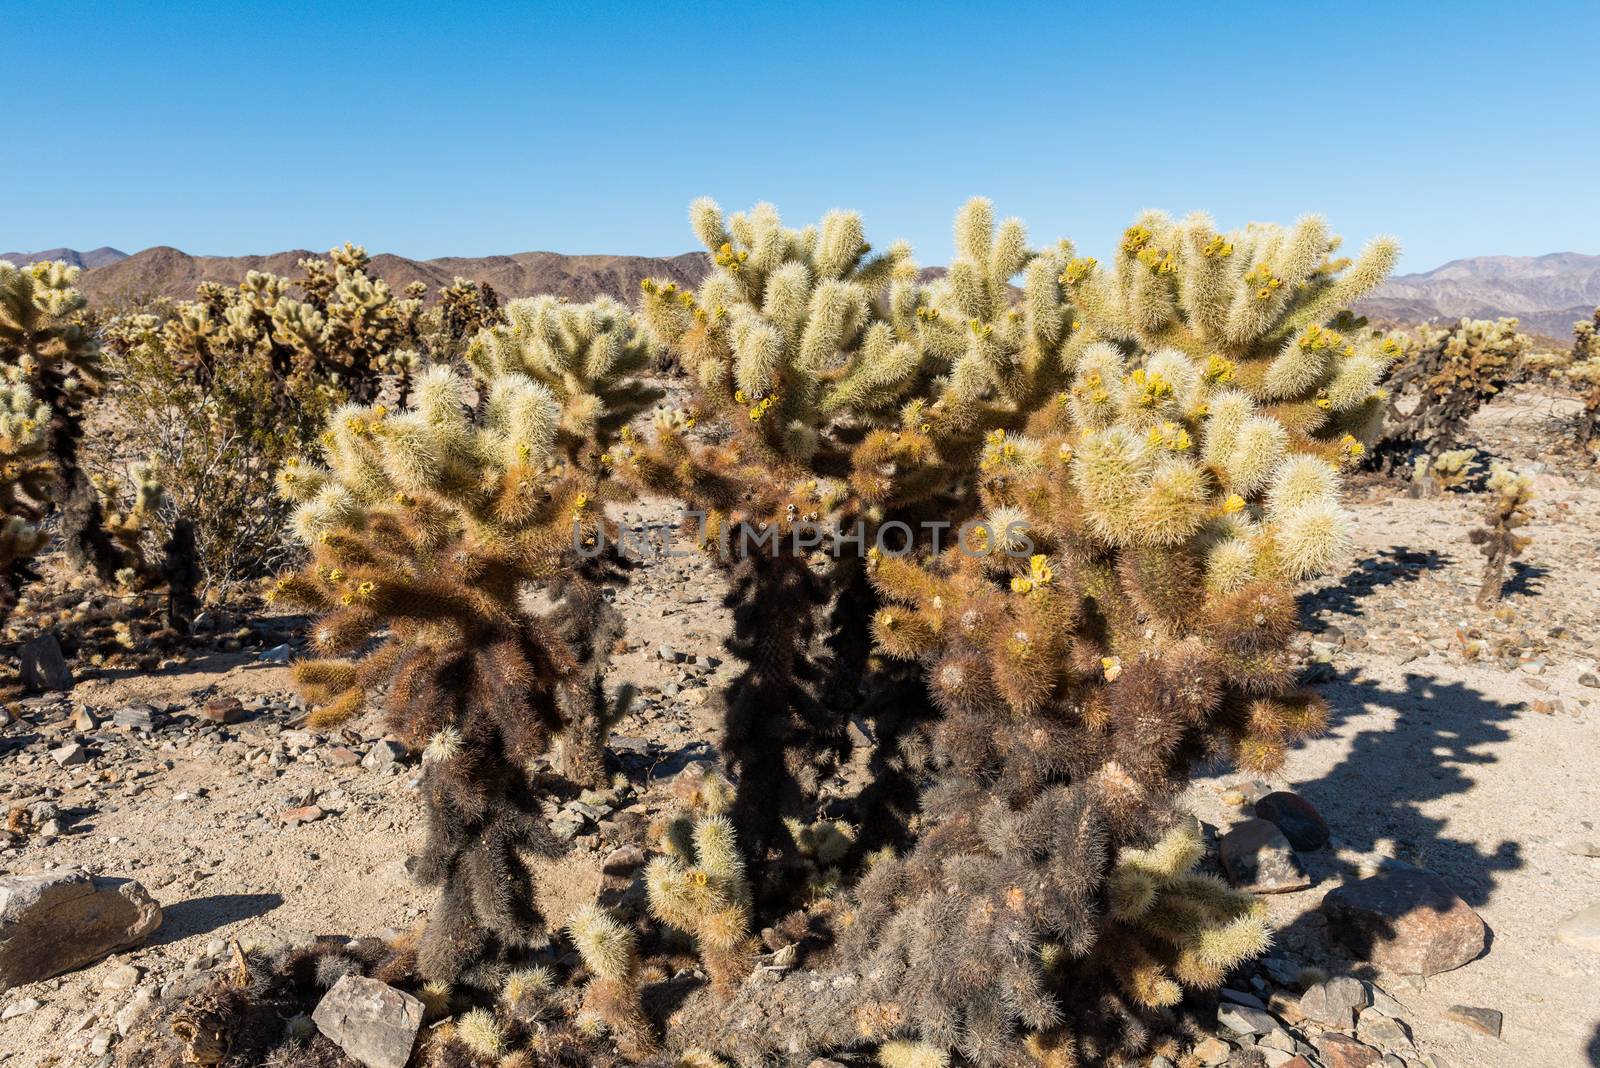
left=1, top=384, right=1598, bottom=1067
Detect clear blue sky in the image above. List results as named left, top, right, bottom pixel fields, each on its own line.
left=6, top=1, right=1597, bottom=274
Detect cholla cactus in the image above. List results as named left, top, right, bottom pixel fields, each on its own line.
left=666, top=206, right=1379, bottom=1068
left=436, top=276, right=505, bottom=350
left=0, top=378, right=54, bottom=611
left=568, top=905, right=658, bottom=1059
left=272, top=363, right=622, bottom=981
left=0, top=260, right=102, bottom=606
left=1564, top=307, right=1600, bottom=450
left=624, top=199, right=959, bottom=863
left=468, top=294, right=660, bottom=469
left=645, top=799, right=756, bottom=997
left=1065, top=211, right=1399, bottom=460
left=1413, top=447, right=1478, bottom=494
left=468, top=295, right=658, bottom=787
left=1468, top=464, right=1534, bottom=606
left=1377, top=317, right=1532, bottom=466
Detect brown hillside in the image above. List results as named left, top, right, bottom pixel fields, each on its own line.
left=75, top=246, right=711, bottom=306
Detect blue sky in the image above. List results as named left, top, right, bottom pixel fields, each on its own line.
left=6, top=1, right=1597, bottom=274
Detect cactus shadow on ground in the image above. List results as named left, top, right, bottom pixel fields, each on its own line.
left=148, top=892, right=285, bottom=945
left=1301, top=546, right=1453, bottom=632
left=1499, top=560, right=1548, bottom=599
left=1273, top=669, right=1523, bottom=972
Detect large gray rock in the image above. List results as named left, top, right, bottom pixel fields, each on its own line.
left=0, top=869, right=162, bottom=990
left=19, top=634, right=73, bottom=692
left=312, top=975, right=422, bottom=1068
left=1321, top=869, right=1486, bottom=976
left=1220, top=818, right=1311, bottom=893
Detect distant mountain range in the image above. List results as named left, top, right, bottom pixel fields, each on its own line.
left=4, top=245, right=1597, bottom=341
left=0, top=245, right=709, bottom=307
left=1, top=246, right=131, bottom=271
left=1355, top=252, right=1600, bottom=340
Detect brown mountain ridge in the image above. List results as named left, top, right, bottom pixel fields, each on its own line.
left=7, top=245, right=1598, bottom=340
left=3, top=245, right=712, bottom=307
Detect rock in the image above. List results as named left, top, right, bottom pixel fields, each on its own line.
left=1217, top=1002, right=1276, bottom=1035
left=312, top=975, right=423, bottom=1068
left=1253, top=791, right=1330, bottom=851
left=1220, top=987, right=1268, bottom=1010
left=0, top=870, right=162, bottom=990
left=1579, top=671, right=1599, bottom=688
left=1321, top=869, right=1487, bottom=975
left=112, top=705, right=156, bottom=732
left=116, top=988, right=157, bottom=1036
left=1554, top=903, right=1600, bottom=952
left=1299, top=975, right=1370, bottom=1027
left=102, top=963, right=143, bottom=990
left=2, top=996, right=42, bottom=1019
left=20, top=634, right=73, bottom=692
left=327, top=746, right=362, bottom=767
left=50, top=742, right=88, bottom=767
left=1220, top=818, right=1311, bottom=893
left=258, top=644, right=293, bottom=664
left=1443, top=1004, right=1502, bottom=1038
left=1314, top=1033, right=1384, bottom=1068
left=1356, top=1007, right=1414, bottom=1052
left=363, top=739, right=407, bottom=772
left=71, top=707, right=99, bottom=731
left=280, top=805, right=326, bottom=826
left=200, top=697, right=245, bottom=724
left=1192, top=1036, right=1232, bottom=1065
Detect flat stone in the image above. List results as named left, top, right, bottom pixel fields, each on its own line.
left=327, top=746, right=362, bottom=767
left=0, top=870, right=162, bottom=991
left=2, top=996, right=42, bottom=1020
left=1220, top=987, right=1268, bottom=1010
left=1356, top=1007, right=1414, bottom=1052
left=1221, top=818, right=1312, bottom=893
left=1314, top=1033, right=1383, bottom=1068
left=20, top=634, right=73, bottom=692
left=280, top=805, right=326, bottom=826
left=1443, top=1004, right=1502, bottom=1038
left=102, top=963, right=143, bottom=990
left=1299, top=975, right=1370, bottom=1027
left=50, top=742, right=88, bottom=767
left=1321, top=869, right=1487, bottom=975
left=111, top=706, right=157, bottom=732
left=1254, top=791, right=1330, bottom=851
left=1554, top=903, right=1600, bottom=952
left=199, top=697, right=245, bottom=724
left=1192, top=1035, right=1232, bottom=1065
left=312, top=975, right=423, bottom=1068
left=1217, top=1002, right=1276, bottom=1035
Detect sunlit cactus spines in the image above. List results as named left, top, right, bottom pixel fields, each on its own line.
left=467, top=294, right=659, bottom=468
left=272, top=362, right=621, bottom=982
left=0, top=258, right=108, bottom=621
left=1469, top=463, right=1535, bottom=606
left=625, top=198, right=965, bottom=868
left=1062, top=212, right=1400, bottom=463
left=568, top=904, right=658, bottom=1060
left=645, top=808, right=757, bottom=998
